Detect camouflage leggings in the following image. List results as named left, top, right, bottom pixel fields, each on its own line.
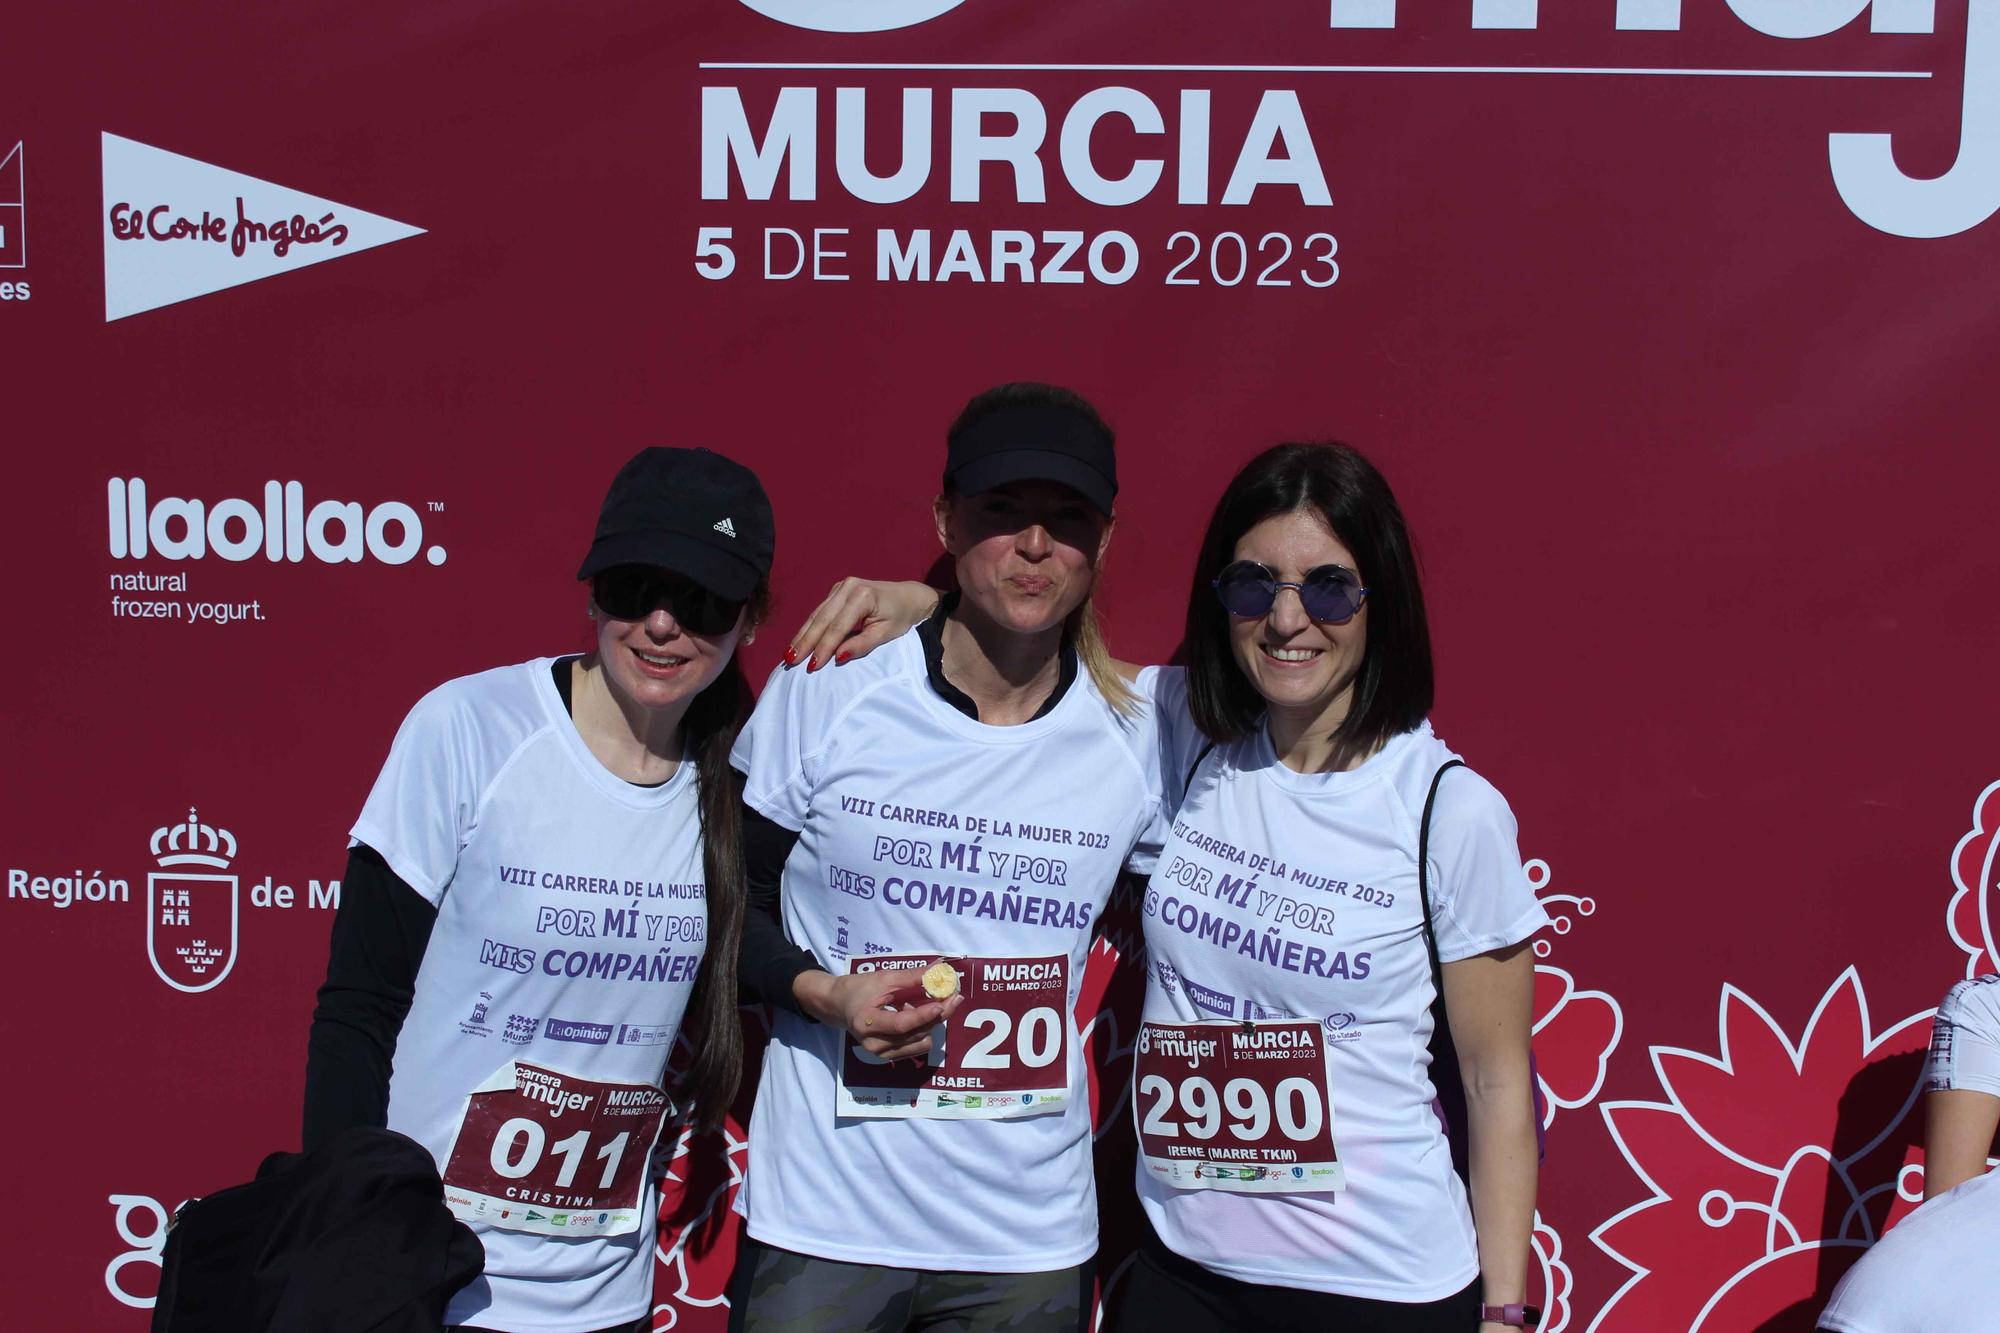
left=726, top=1236, right=1093, bottom=1333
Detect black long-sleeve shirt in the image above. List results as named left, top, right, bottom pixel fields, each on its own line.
left=738, top=806, right=812, bottom=1014
left=306, top=610, right=1079, bottom=1146
left=301, top=844, right=436, bottom=1151
left=305, top=656, right=594, bottom=1149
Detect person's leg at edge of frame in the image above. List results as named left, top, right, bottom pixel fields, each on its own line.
left=906, top=1259, right=1094, bottom=1333
left=1098, top=1236, right=1232, bottom=1333
left=1102, top=1226, right=1479, bottom=1333
left=725, top=1234, right=922, bottom=1333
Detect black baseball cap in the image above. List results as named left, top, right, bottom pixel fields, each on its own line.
left=943, top=393, right=1117, bottom=514
left=576, top=447, right=774, bottom=601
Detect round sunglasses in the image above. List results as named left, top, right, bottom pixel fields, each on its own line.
left=591, top=565, right=743, bottom=635
left=1212, top=560, right=1368, bottom=624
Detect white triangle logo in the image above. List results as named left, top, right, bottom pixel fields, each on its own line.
left=102, top=133, right=425, bottom=321
left=712, top=517, right=738, bottom=538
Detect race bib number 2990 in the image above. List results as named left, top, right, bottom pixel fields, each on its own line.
left=1134, top=1019, right=1344, bottom=1193
left=439, top=1061, right=670, bottom=1236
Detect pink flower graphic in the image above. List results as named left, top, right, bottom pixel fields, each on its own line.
left=1530, top=1217, right=1576, bottom=1333
left=1526, top=858, right=1596, bottom=962
left=650, top=1007, right=773, bottom=1331
left=1588, top=970, right=1933, bottom=1332
left=1534, top=966, right=1623, bottom=1128
left=1947, top=779, right=2000, bottom=978
left=651, top=1120, right=750, bottom=1331
left=1079, top=876, right=1151, bottom=1322
left=1527, top=859, right=1624, bottom=1127
left=1077, top=873, right=1157, bottom=1145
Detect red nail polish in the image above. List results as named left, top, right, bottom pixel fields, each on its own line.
left=783, top=647, right=798, bottom=666
left=835, top=652, right=852, bottom=666
left=806, top=656, right=822, bottom=673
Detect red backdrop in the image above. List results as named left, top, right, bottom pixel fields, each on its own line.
left=5, top=2, right=1998, bottom=1329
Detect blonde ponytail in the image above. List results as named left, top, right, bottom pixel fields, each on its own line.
left=1071, top=592, right=1138, bottom=717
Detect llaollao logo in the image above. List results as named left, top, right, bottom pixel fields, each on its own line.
left=108, top=478, right=446, bottom=567
left=735, top=0, right=967, bottom=32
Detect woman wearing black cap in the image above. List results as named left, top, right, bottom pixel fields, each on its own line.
left=725, top=383, right=1167, bottom=1333
left=796, top=442, right=1546, bottom=1333
left=302, top=447, right=774, bottom=1333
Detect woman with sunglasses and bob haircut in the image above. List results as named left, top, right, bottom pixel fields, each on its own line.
left=725, top=383, right=1168, bottom=1333
left=797, top=441, right=1546, bottom=1331
left=302, top=446, right=772, bottom=1333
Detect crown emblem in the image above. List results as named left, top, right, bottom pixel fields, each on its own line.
left=150, top=807, right=237, bottom=869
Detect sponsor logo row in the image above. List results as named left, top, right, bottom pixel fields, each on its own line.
left=456, top=996, right=673, bottom=1049
left=1151, top=959, right=1365, bottom=1042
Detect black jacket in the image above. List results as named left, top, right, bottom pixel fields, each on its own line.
left=151, top=1127, right=483, bottom=1333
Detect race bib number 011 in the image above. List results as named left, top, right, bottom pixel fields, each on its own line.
left=440, top=1061, right=671, bottom=1236
left=1134, top=1019, right=1344, bottom=1193
left=838, top=953, right=1071, bottom=1120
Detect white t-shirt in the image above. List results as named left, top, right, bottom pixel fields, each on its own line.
left=355, top=658, right=709, bottom=1333
left=1135, top=667, right=1548, bottom=1300
left=731, top=631, right=1165, bottom=1272
left=1819, top=975, right=2000, bottom=1333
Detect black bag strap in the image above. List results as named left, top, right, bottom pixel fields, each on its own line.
left=1418, top=758, right=1464, bottom=996
left=1419, top=758, right=1471, bottom=1181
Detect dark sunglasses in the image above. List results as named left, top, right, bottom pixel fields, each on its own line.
left=1212, top=560, right=1368, bottom=624
left=591, top=565, right=743, bottom=635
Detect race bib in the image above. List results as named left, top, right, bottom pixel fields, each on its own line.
left=838, top=953, right=1071, bottom=1120
left=1134, top=1019, right=1344, bottom=1193
left=440, top=1061, right=671, bottom=1236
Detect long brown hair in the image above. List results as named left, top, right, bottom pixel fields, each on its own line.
left=674, top=582, right=768, bottom=1130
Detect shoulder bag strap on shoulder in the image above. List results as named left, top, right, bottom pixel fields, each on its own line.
left=1419, top=758, right=1470, bottom=1181
left=1418, top=758, right=1465, bottom=997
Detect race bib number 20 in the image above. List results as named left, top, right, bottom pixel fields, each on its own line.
left=1134, top=1019, right=1344, bottom=1193
left=440, top=1061, right=670, bottom=1236
left=838, top=953, right=1071, bottom=1120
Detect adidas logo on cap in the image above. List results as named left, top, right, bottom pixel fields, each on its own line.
left=712, top=517, right=737, bottom=538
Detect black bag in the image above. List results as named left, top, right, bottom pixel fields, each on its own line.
left=1418, top=759, right=1549, bottom=1182
left=1177, top=747, right=1546, bottom=1184
left=151, top=1127, right=484, bottom=1333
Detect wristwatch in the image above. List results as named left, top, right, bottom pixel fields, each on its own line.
left=1480, top=1304, right=1543, bottom=1327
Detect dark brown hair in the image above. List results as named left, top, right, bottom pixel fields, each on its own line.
left=1184, top=443, right=1433, bottom=762
left=674, top=582, right=768, bottom=1130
